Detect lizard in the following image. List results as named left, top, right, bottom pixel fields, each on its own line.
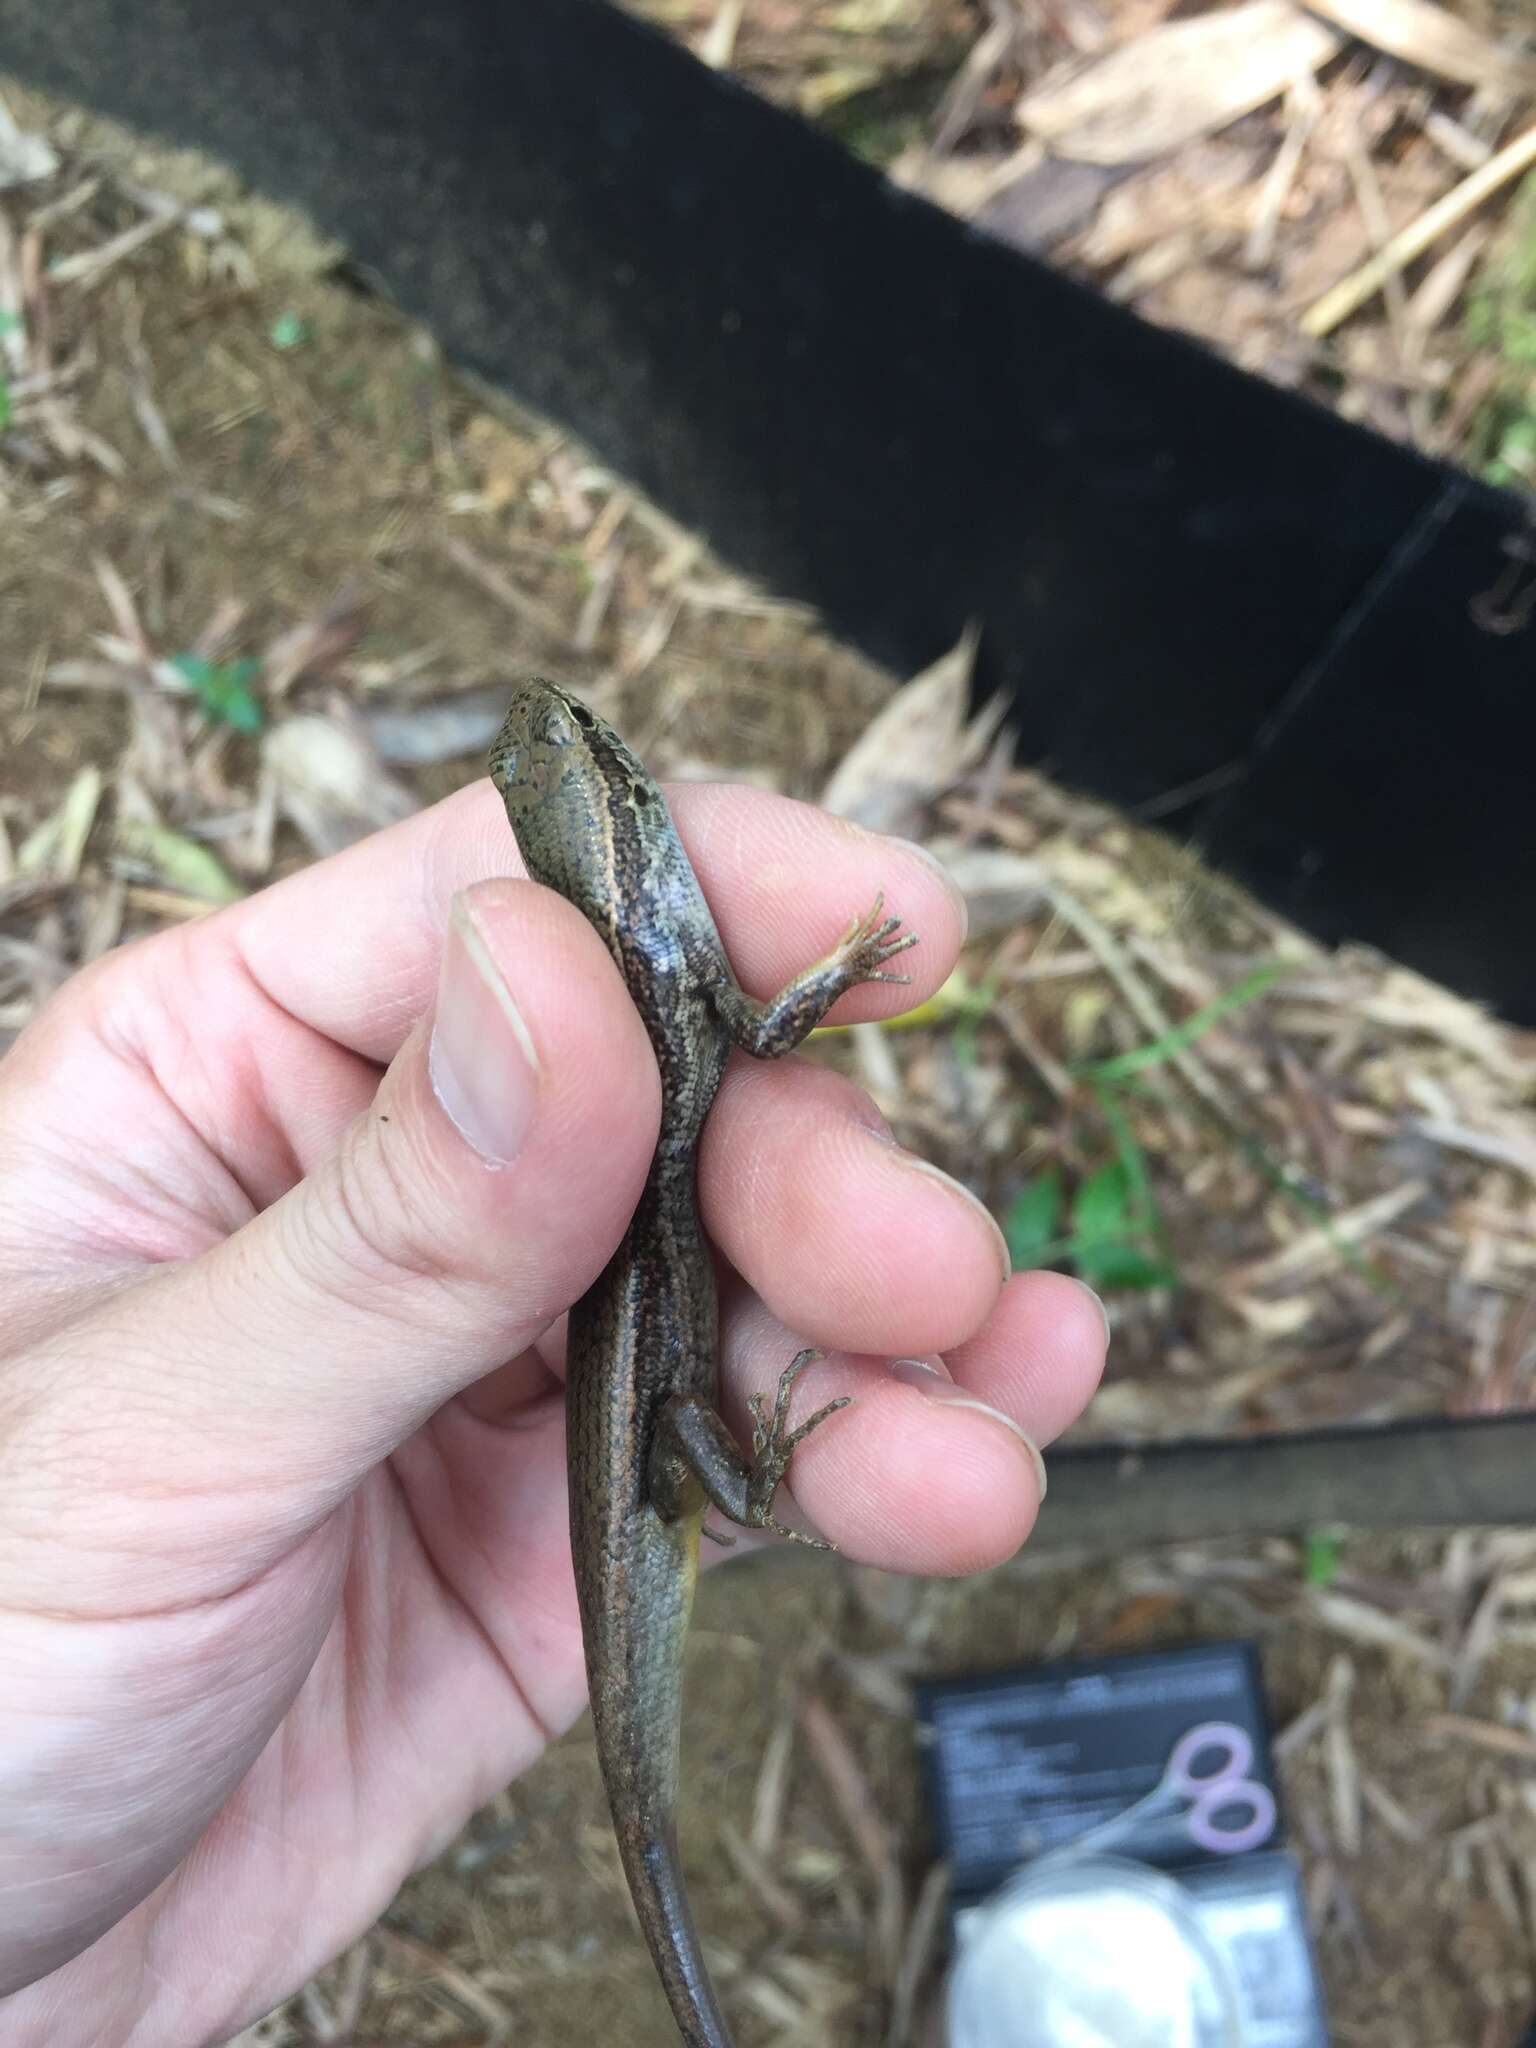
left=489, top=677, right=917, bottom=2047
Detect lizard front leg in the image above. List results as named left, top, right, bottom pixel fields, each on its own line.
left=707, top=894, right=917, bottom=1058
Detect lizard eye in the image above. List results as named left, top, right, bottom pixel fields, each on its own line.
left=532, top=699, right=586, bottom=750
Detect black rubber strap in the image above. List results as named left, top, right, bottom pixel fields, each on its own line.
left=1036, top=1412, right=1536, bottom=1551
left=3, top=0, right=1532, bottom=1013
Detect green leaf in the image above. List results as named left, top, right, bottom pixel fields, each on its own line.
left=1071, top=1159, right=1133, bottom=1247
left=1068, top=1153, right=1177, bottom=1290
left=170, top=652, right=264, bottom=734
left=114, top=817, right=244, bottom=904
left=269, top=312, right=310, bottom=351
left=1004, top=1170, right=1064, bottom=1270
left=0, top=378, right=11, bottom=433
left=1303, top=1530, right=1345, bottom=1588
left=1074, top=1240, right=1177, bottom=1292
left=0, top=309, right=22, bottom=337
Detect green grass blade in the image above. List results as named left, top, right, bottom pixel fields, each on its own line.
left=1074, top=961, right=1286, bottom=1084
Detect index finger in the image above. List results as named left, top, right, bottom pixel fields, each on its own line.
left=230, top=777, right=966, bottom=1064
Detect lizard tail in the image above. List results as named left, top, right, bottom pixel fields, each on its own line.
left=577, top=1496, right=736, bottom=2047
left=618, top=1821, right=737, bottom=2048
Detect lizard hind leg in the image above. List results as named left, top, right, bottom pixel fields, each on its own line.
left=746, top=1348, right=850, bottom=1544
left=652, top=1348, right=851, bottom=1551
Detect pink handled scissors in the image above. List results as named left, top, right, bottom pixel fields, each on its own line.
left=1160, top=1721, right=1277, bottom=1855
left=1071, top=1720, right=1277, bottom=1860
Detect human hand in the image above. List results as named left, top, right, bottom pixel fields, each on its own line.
left=0, top=776, right=1106, bottom=2045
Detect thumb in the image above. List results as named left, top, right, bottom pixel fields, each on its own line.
left=7, top=880, right=658, bottom=1612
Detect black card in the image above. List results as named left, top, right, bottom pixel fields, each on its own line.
left=915, top=1639, right=1277, bottom=1901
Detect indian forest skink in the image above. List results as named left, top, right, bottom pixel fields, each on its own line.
left=489, top=678, right=917, bottom=2047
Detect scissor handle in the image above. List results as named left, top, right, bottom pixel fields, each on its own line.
left=1188, top=1775, right=1278, bottom=1855
left=1167, top=1720, right=1252, bottom=1791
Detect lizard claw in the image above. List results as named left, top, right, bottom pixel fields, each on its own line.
left=745, top=1348, right=851, bottom=1542
left=834, top=895, right=919, bottom=984
left=764, top=1519, right=837, bottom=1552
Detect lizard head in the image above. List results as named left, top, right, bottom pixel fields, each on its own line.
left=488, top=678, right=658, bottom=920
left=488, top=676, right=605, bottom=821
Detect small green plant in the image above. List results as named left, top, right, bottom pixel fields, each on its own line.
left=0, top=311, right=17, bottom=434
left=1302, top=1530, right=1345, bottom=1588
left=946, top=966, right=1003, bottom=1068
left=1071, top=962, right=1284, bottom=1088
left=1004, top=1155, right=1177, bottom=1292
left=1464, top=167, right=1536, bottom=489
left=1003, top=962, right=1286, bottom=1293
left=169, top=653, right=264, bottom=734
left=269, top=312, right=310, bottom=351
left=1484, top=415, right=1536, bottom=494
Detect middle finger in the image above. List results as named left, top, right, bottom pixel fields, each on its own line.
left=700, top=1053, right=1010, bottom=1362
